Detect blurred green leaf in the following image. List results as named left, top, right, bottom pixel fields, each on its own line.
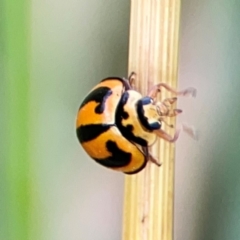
left=1, top=0, right=31, bottom=239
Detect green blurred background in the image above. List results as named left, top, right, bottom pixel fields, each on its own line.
left=1, top=0, right=129, bottom=239
left=176, top=0, right=240, bottom=240
left=2, top=0, right=240, bottom=239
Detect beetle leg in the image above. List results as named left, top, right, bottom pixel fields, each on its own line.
left=148, top=87, right=160, bottom=101
left=159, top=108, right=182, bottom=128
left=159, top=118, right=174, bottom=128
left=156, top=98, right=177, bottom=114
left=165, top=109, right=182, bottom=118
left=148, top=153, right=162, bottom=166
left=153, top=128, right=181, bottom=143
left=142, top=146, right=161, bottom=167
left=128, top=72, right=136, bottom=83
left=122, top=72, right=136, bottom=90
left=128, top=72, right=136, bottom=89
left=148, top=83, right=196, bottom=99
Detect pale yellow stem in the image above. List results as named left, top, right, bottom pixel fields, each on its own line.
left=122, top=0, right=181, bottom=240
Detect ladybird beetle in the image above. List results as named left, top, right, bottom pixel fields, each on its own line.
left=76, top=73, right=196, bottom=174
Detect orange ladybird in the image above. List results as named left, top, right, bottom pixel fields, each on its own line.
left=76, top=73, right=196, bottom=174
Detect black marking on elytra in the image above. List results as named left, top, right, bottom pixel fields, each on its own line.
left=124, top=147, right=148, bottom=175
left=137, top=97, right=161, bottom=131
left=80, top=86, right=112, bottom=114
left=76, top=124, right=113, bottom=143
left=124, top=146, right=149, bottom=174
left=122, top=111, right=129, bottom=119
left=94, top=140, right=131, bottom=168
left=101, top=77, right=132, bottom=90
left=116, top=92, right=148, bottom=146
left=122, top=125, right=147, bottom=146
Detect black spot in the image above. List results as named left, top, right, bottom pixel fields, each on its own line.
left=122, top=111, right=129, bottom=119
left=100, top=77, right=131, bottom=90
left=80, top=87, right=112, bottom=114
left=116, top=92, right=148, bottom=146
left=122, top=125, right=147, bottom=146
left=76, top=124, right=113, bottom=143
left=124, top=146, right=149, bottom=174
left=119, top=92, right=130, bottom=119
left=137, top=97, right=161, bottom=131
left=94, top=140, right=131, bottom=168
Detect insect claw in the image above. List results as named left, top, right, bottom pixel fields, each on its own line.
left=149, top=154, right=162, bottom=167
left=182, top=123, right=198, bottom=140
left=182, top=87, right=197, bottom=98
left=175, top=109, right=182, bottom=114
